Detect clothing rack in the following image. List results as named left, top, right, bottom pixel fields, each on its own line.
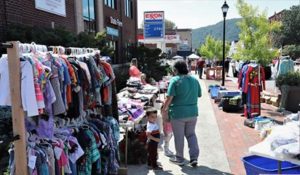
left=0, top=41, right=103, bottom=175
left=1, top=41, right=28, bottom=175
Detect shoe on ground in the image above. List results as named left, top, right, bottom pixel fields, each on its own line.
left=190, top=159, right=198, bottom=167
left=152, top=166, right=163, bottom=170
left=169, top=157, right=185, bottom=166
left=164, top=149, right=174, bottom=157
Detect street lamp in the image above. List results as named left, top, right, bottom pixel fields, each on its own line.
left=221, top=1, right=229, bottom=86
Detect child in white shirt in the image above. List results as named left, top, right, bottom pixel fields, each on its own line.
left=146, top=108, right=163, bottom=170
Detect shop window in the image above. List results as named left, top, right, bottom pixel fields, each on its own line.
left=125, top=42, right=133, bottom=61
left=82, top=0, right=96, bottom=32
left=107, top=40, right=117, bottom=63
left=105, top=0, right=116, bottom=9
left=124, top=0, right=133, bottom=18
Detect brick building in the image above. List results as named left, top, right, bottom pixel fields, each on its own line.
left=268, top=10, right=285, bottom=22
left=0, top=0, right=138, bottom=63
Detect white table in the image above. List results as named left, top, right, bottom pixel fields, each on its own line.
left=249, top=141, right=300, bottom=174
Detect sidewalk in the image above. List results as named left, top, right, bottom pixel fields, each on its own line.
left=203, top=76, right=288, bottom=175
left=204, top=79, right=260, bottom=175
left=127, top=75, right=232, bottom=175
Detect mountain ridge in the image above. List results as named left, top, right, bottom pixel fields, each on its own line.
left=192, top=18, right=241, bottom=49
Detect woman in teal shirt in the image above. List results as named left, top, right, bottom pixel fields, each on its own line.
left=162, top=60, right=202, bottom=167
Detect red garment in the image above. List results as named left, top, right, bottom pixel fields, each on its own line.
left=196, top=60, right=205, bottom=68
left=129, top=65, right=141, bottom=77
left=61, top=55, right=77, bottom=104
left=244, top=65, right=265, bottom=117
left=100, top=61, right=115, bottom=104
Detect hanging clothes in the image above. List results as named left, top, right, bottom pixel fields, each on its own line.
left=277, top=56, right=294, bottom=77
left=0, top=56, right=39, bottom=117
left=243, top=64, right=265, bottom=118
left=2, top=47, right=120, bottom=175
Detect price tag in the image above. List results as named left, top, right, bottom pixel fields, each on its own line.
left=54, top=146, right=63, bottom=160
left=28, top=155, right=37, bottom=169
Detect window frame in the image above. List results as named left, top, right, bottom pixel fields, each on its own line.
left=124, top=0, right=133, bottom=18
left=105, top=0, right=116, bottom=10
left=82, top=0, right=96, bottom=21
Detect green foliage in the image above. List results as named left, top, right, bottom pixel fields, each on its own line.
left=165, top=19, right=176, bottom=29
left=113, top=65, right=130, bottom=92
left=95, top=31, right=114, bottom=58
left=282, top=45, right=300, bottom=59
left=75, top=32, right=97, bottom=48
left=131, top=45, right=169, bottom=82
left=281, top=5, right=300, bottom=45
left=4, top=24, right=115, bottom=56
left=192, top=18, right=241, bottom=49
left=6, top=24, right=78, bottom=46
left=276, top=71, right=300, bottom=87
left=233, top=0, right=281, bottom=66
left=198, top=35, right=230, bottom=61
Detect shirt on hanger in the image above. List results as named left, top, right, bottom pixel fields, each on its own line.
left=0, top=57, right=39, bottom=117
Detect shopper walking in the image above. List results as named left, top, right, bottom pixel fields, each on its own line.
left=196, top=58, right=205, bottom=79
left=162, top=60, right=202, bottom=167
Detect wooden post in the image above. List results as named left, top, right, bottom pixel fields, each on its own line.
left=7, top=41, right=28, bottom=175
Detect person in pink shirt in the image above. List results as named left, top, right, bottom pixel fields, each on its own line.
left=129, top=58, right=141, bottom=78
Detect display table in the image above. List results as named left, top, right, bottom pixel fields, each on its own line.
left=249, top=141, right=300, bottom=174
left=206, top=66, right=223, bottom=80
left=118, top=84, right=159, bottom=125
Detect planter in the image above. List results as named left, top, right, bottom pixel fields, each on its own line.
left=280, top=85, right=300, bottom=113
left=264, top=66, right=272, bottom=80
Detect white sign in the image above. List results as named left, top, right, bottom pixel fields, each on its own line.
left=165, top=35, right=180, bottom=42
left=110, top=16, right=123, bottom=27
left=35, top=0, right=66, bottom=17
left=144, top=12, right=164, bottom=22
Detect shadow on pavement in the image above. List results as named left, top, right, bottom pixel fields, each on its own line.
left=181, top=165, right=233, bottom=175
left=152, top=170, right=175, bottom=175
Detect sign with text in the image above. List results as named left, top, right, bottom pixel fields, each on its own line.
left=35, top=0, right=66, bottom=17
left=110, top=16, right=123, bottom=27
left=106, top=27, right=119, bottom=37
left=144, top=11, right=165, bottom=39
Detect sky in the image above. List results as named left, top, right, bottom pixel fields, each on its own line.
left=138, top=0, right=300, bottom=29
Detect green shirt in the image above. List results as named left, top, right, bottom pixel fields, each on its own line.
left=167, top=75, right=202, bottom=119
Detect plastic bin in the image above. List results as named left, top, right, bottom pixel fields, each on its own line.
left=242, top=155, right=300, bottom=175
left=210, top=86, right=220, bottom=99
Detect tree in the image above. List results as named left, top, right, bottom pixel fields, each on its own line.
left=130, top=45, right=169, bottom=82
left=233, top=0, right=281, bottom=66
left=198, top=35, right=230, bottom=61
left=165, top=19, right=176, bottom=29
left=94, top=31, right=114, bottom=58
left=282, top=45, right=300, bottom=59
left=281, top=5, right=300, bottom=46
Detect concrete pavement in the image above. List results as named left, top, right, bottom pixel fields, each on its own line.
left=127, top=75, right=232, bottom=175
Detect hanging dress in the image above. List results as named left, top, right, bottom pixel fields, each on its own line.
left=244, top=65, right=265, bottom=118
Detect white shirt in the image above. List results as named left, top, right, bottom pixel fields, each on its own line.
left=0, top=56, right=39, bottom=117
left=146, top=121, right=159, bottom=132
